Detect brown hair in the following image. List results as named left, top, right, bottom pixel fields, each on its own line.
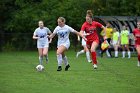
left=86, top=10, right=93, bottom=18
left=58, top=17, right=66, bottom=23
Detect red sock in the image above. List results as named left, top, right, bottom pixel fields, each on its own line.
left=138, top=55, right=140, bottom=61
left=91, top=52, right=97, bottom=64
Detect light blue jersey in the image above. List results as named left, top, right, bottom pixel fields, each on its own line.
left=34, top=27, right=51, bottom=48
left=53, top=25, right=75, bottom=49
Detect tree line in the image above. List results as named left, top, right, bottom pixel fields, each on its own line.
left=0, top=0, right=139, bottom=51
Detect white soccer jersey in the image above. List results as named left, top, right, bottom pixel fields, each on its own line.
left=53, top=25, right=75, bottom=49
left=33, top=27, right=51, bottom=48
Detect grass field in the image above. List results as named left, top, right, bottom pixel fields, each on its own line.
left=0, top=50, right=140, bottom=93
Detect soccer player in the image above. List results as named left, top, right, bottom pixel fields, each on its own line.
left=76, top=34, right=92, bottom=63
left=120, top=25, right=131, bottom=58
left=33, top=20, right=52, bottom=65
left=80, top=10, right=106, bottom=69
left=100, top=22, right=113, bottom=57
left=133, top=21, right=140, bottom=67
left=49, top=17, right=86, bottom=71
left=112, top=28, right=120, bottom=58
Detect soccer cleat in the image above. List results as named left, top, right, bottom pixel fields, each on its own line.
left=57, top=66, right=62, bottom=71
left=93, top=64, right=98, bottom=69
left=76, top=52, right=79, bottom=58
left=65, top=64, right=70, bottom=71
left=88, top=60, right=92, bottom=63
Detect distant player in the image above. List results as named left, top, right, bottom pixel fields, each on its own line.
left=100, top=22, right=113, bottom=57
left=112, top=28, right=120, bottom=58
left=33, top=20, right=52, bottom=65
left=49, top=17, right=86, bottom=71
left=76, top=33, right=92, bottom=63
left=133, top=21, right=140, bottom=67
left=80, top=10, right=106, bottom=69
left=120, top=25, right=131, bottom=58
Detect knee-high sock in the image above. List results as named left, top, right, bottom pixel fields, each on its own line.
left=128, top=51, right=131, bottom=58
left=91, top=52, right=97, bottom=64
left=63, top=56, right=68, bottom=66
left=115, top=51, right=118, bottom=57
left=57, top=54, right=63, bottom=66
left=78, top=50, right=85, bottom=55
left=39, top=56, right=43, bottom=65
left=138, top=54, right=140, bottom=62
left=86, top=51, right=91, bottom=62
left=45, top=55, right=48, bottom=61
left=122, top=51, right=125, bottom=58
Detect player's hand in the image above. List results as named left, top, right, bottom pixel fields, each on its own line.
left=83, top=37, right=87, bottom=41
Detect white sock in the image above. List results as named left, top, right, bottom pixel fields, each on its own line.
left=128, top=51, right=131, bottom=58
left=86, top=51, right=91, bottom=62
left=57, top=54, right=63, bottom=66
left=106, top=50, right=111, bottom=57
left=39, top=56, right=43, bottom=65
left=138, top=61, right=140, bottom=66
left=122, top=51, right=125, bottom=58
left=63, top=56, right=68, bottom=66
left=115, top=51, right=118, bottom=57
left=78, top=50, right=85, bottom=55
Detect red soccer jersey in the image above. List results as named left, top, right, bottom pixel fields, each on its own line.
left=133, top=28, right=140, bottom=45
left=81, top=21, right=102, bottom=42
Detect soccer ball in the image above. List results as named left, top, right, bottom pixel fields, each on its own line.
left=36, top=65, right=44, bottom=71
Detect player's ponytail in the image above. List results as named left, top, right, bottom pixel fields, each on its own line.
left=86, top=10, right=93, bottom=18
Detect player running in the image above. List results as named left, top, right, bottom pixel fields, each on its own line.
left=76, top=33, right=92, bottom=63
left=33, top=20, right=52, bottom=65
left=49, top=17, right=86, bottom=71
left=80, top=10, right=106, bottom=69
left=133, top=21, right=140, bottom=67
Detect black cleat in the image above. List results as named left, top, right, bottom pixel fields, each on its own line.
left=57, top=66, right=62, bottom=71
left=65, top=64, right=70, bottom=71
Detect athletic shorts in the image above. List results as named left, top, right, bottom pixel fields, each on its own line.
left=57, top=42, right=70, bottom=49
left=86, top=39, right=99, bottom=48
left=82, top=38, right=86, bottom=46
left=112, top=41, right=118, bottom=45
left=37, top=41, right=49, bottom=48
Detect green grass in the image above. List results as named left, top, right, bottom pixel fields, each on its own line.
left=0, top=51, right=140, bottom=93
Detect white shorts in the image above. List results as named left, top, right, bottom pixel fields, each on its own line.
left=112, top=41, right=118, bottom=45
left=82, top=38, right=86, bottom=46
left=57, top=42, right=70, bottom=49
left=37, top=41, right=49, bottom=48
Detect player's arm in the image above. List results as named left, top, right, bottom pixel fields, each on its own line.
left=74, top=30, right=87, bottom=41
left=48, top=30, right=53, bottom=43
left=32, top=34, right=39, bottom=39
left=101, top=26, right=106, bottom=40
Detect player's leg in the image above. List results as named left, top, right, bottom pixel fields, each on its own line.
left=56, top=45, right=67, bottom=71
left=38, top=48, right=43, bottom=65
left=84, top=46, right=91, bottom=63
left=106, top=38, right=112, bottom=57
left=121, top=45, right=125, bottom=58
left=43, top=47, right=49, bottom=63
left=126, top=44, right=131, bottom=58
left=76, top=49, right=85, bottom=58
left=114, top=44, right=119, bottom=58
left=62, top=53, right=70, bottom=71
left=136, top=45, right=140, bottom=67
left=91, top=41, right=98, bottom=69
left=76, top=39, right=86, bottom=57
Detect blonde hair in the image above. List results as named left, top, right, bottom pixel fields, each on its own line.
left=86, top=10, right=93, bottom=18
left=58, top=17, right=66, bottom=23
